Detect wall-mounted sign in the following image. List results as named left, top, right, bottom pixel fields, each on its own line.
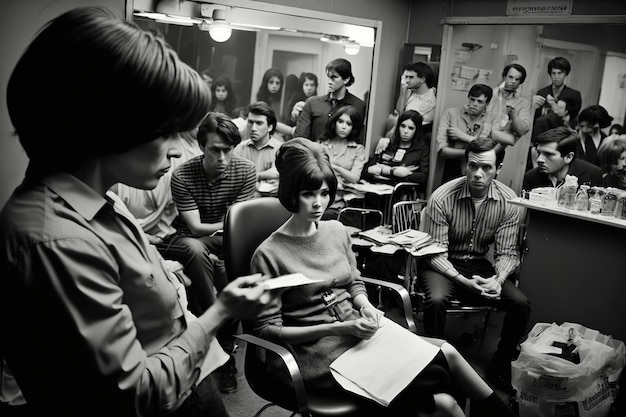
left=506, top=0, right=572, bottom=16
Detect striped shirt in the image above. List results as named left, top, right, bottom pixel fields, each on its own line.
left=422, top=177, right=520, bottom=278
left=171, top=154, right=256, bottom=236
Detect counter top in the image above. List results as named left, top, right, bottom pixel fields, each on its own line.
left=510, top=198, right=626, bottom=230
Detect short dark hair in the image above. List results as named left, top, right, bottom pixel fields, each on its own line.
left=536, top=126, right=579, bottom=158
left=321, top=105, right=363, bottom=143
left=300, top=72, right=318, bottom=89
left=547, top=57, right=571, bottom=75
left=247, top=102, right=277, bottom=134
left=578, top=105, right=614, bottom=129
left=468, top=84, right=493, bottom=103
left=326, top=58, right=355, bottom=87
left=275, top=138, right=338, bottom=213
left=7, top=7, right=211, bottom=179
left=403, top=62, right=434, bottom=88
left=502, top=63, right=527, bottom=84
left=597, top=136, right=626, bottom=174
left=197, top=113, right=241, bottom=148
left=464, top=138, right=505, bottom=167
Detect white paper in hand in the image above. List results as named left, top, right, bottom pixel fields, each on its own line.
left=263, top=273, right=323, bottom=290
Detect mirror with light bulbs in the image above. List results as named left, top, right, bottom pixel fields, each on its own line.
left=131, top=0, right=377, bottom=138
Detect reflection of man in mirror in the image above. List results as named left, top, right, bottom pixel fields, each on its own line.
left=389, top=62, right=437, bottom=135
left=421, top=138, right=530, bottom=397
left=294, top=58, right=366, bottom=142
left=487, top=63, right=531, bottom=143
left=532, top=57, right=582, bottom=122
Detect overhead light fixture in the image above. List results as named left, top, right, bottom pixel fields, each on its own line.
left=231, top=22, right=281, bottom=31
left=208, top=9, right=232, bottom=42
left=344, top=40, right=361, bottom=56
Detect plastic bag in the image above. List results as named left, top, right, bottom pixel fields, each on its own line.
left=512, top=322, right=626, bottom=417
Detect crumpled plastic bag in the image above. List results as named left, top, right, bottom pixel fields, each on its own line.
left=512, top=322, right=625, bottom=417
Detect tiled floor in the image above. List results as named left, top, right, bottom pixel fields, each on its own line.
left=221, top=310, right=512, bottom=416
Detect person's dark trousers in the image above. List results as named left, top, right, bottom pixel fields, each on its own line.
left=418, top=258, right=531, bottom=366
left=156, top=234, right=219, bottom=315
left=170, top=375, right=229, bottom=417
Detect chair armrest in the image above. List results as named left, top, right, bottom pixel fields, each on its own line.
left=234, top=333, right=309, bottom=415
left=360, top=276, right=417, bottom=334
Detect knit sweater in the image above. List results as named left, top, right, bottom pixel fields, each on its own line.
left=250, top=220, right=367, bottom=387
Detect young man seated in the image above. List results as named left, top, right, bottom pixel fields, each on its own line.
left=523, top=126, right=602, bottom=190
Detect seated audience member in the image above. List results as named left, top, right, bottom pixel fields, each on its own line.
left=114, top=130, right=219, bottom=315
left=487, top=63, right=531, bottom=142
left=419, top=138, right=530, bottom=395
left=532, top=57, right=582, bottom=122
left=233, top=102, right=281, bottom=195
left=527, top=95, right=579, bottom=170
left=609, top=124, right=623, bottom=136
left=294, top=58, right=366, bottom=141
left=287, top=72, right=318, bottom=125
left=171, top=112, right=257, bottom=393
left=256, top=68, right=284, bottom=119
left=524, top=126, right=602, bottom=190
left=0, top=7, right=273, bottom=416
left=597, top=135, right=626, bottom=189
left=318, top=105, right=366, bottom=220
left=251, top=138, right=517, bottom=417
left=387, top=62, right=437, bottom=136
left=575, top=105, right=614, bottom=166
left=210, top=76, right=237, bottom=118
left=364, top=110, right=429, bottom=193
left=437, top=84, right=512, bottom=181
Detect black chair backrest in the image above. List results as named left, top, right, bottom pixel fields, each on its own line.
left=223, top=197, right=292, bottom=282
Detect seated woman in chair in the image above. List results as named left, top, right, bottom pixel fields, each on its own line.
left=363, top=109, right=430, bottom=194
left=250, top=138, right=515, bottom=417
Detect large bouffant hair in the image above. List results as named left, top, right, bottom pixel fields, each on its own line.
left=7, top=7, right=211, bottom=178
left=275, top=138, right=338, bottom=212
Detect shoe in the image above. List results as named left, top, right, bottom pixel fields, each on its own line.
left=486, top=356, right=515, bottom=397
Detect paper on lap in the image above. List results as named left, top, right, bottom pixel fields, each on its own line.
left=330, top=317, right=440, bottom=406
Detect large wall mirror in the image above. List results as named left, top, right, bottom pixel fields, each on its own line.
left=429, top=17, right=626, bottom=195
left=130, top=0, right=378, bottom=142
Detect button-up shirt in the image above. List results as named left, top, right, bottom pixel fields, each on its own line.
left=487, top=88, right=531, bottom=139
left=233, top=137, right=282, bottom=173
left=436, top=106, right=495, bottom=153
left=421, top=177, right=521, bottom=279
left=0, top=174, right=217, bottom=415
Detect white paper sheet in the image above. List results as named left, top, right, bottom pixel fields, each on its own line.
left=330, top=318, right=440, bottom=406
left=263, top=273, right=323, bottom=290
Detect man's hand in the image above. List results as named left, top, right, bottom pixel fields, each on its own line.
left=214, top=273, right=275, bottom=320
left=472, top=275, right=502, bottom=299
left=375, top=137, right=390, bottom=154
left=532, top=95, right=546, bottom=109
left=147, top=235, right=164, bottom=245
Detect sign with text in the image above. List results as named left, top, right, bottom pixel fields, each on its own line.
left=506, top=0, right=572, bottom=16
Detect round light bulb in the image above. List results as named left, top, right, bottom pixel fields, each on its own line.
left=344, top=41, right=360, bottom=56
left=209, top=21, right=231, bottom=42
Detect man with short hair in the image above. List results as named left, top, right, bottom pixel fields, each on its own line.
left=524, top=126, right=602, bottom=190
left=233, top=102, right=281, bottom=195
left=420, top=138, right=530, bottom=395
left=488, top=63, right=531, bottom=142
left=171, top=113, right=257, bottom=394
left=437, top=84, right=514, bottom=180
left=533, top=57, right=582, bottom=122
left=392, top=62, right=437, bottom=133
left=294, top=58, right=366, bottom=141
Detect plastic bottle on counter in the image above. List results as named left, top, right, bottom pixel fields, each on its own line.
left=602, top=188, right=619, bottom=216
left=557, top=175, right=578, bottom=210
left=616, top=192, right=626, bottom=220
left=575, top=185, right=589, bottom=211
left=589, top=187, right=603, bottom=215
